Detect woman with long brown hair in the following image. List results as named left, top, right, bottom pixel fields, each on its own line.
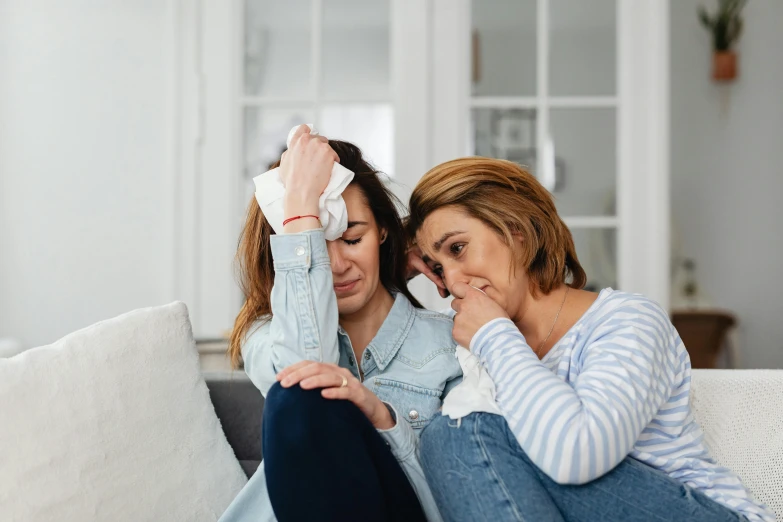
left=219, top=126, right=461, bottom=522
left=406, top=157, right=772, bottom=522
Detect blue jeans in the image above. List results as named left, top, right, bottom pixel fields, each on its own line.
left=263, top=382, right=427, bottom=522
left=420, top=413, right=746, bottom=522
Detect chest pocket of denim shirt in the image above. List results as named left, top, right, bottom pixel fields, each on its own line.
left=371, top=378, right=441, bottom=430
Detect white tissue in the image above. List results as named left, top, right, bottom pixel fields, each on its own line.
left=440, top=346, right=502, bottom=419
left=253, top=124, right=354, bottom=240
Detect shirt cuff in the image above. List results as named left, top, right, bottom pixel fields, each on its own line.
left=377, top=402, right=417, bottom=461
left=470, top=317, right=518, bottom=357
left=270, top=229, right=330, bottom=270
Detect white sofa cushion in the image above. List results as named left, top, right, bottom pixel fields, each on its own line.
left=0, top=302, right=247, bottom=522
left=691, top=369, right=783, bottom=518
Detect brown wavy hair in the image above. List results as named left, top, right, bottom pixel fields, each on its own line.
left=406, top=157, right=586, bottom=296
left=228, top=140, right=421, bottom=369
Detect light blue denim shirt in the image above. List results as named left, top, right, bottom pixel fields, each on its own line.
left=219, top=230, right=461, bottom=522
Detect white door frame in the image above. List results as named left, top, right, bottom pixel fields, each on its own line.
left=173, top=0, right=241, bottom=339
left=174, top=0, right=672, bottom=336
left=428, top=0, right=671, bottom=309
left=176, top=0, right=437, bottom=337
left=617, top=0, right=670, bottom=308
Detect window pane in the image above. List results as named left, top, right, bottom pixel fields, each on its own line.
left=244, top=0, right=312, bottom=97
left=471, top=0, right=537, bottom=96
left=550, top=0, right=616, bottom=96
left=319, top=104, right=394, bottom=177
left=471, top=108, right=537, bottom=167
left=243, top=107, right=314, bottom=183
left=550, top=108, right=616, bottom=216
left=322, top=0, right=390, bottom=99
left=570, top=227, right=617, bottom=291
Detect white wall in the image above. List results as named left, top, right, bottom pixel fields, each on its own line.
left=671, top=0, right=783, bottom=368
left=0, top=1, right=174, bottom=348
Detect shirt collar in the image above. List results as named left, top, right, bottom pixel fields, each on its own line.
left=368, top=293, right=415, bottom=370
left=337, top=292, right=415, bottom=371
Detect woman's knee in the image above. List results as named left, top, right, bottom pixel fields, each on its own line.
left=264, top=382, right=331, bottom=439
left=266, top=381, right=323, bottom=415
left=264, top=382, right=364, bottom=444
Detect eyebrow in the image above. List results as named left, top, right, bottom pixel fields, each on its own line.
left=433, top=231, right=465, bottom=253
left=346, top=221, right=369, bottom=229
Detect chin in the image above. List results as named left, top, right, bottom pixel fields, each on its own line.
left=336, top=292, right=369, bottom=315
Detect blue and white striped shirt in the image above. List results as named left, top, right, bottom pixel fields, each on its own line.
left=471, top=288, right=774, bottom=522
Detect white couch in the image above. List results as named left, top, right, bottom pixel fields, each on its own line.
left=1, top=303, right=780, bottom=521
left=691, top=370, right=783, bottom=516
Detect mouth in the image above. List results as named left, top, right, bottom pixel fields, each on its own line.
left=333, top=279, right=359, bottom=294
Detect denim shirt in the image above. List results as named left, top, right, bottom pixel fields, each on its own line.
left=219, top=230, right=462, bottom=522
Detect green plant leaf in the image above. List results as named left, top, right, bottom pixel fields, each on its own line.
left=699, top=0, right=747, bottom=51
left=728, top=17, right=743, bottom=46
left=698, top=6, right=713, bottom=28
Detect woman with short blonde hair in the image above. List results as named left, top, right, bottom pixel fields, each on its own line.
left=406, top=157, right=772, bottom=522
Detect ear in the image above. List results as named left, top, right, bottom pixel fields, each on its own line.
left=379, top=228, right=388, bottom=244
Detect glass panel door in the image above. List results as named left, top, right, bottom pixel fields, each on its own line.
left=244, top=0, right=312, bottom=98
left=242, top=0, right=395, bottom=205
left=549, top=107, right=616, bottom=217
left=468, top=0, right=619, bottom=292
left=322, top=0, right=391, bottom=99
left=471, top=0, right=537, bottom=97
left=549, top=0, right=616, bottom=96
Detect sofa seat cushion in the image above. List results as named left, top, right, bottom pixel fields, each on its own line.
left=239, top=460, right=261, bottom=478
left=691, top=369, right=783, bottom=518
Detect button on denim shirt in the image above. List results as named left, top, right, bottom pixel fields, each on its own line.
left=219, top=230, right=462, bottom=522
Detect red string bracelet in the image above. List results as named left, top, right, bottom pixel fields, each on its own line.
left=282, top=214, right=321, bottom=227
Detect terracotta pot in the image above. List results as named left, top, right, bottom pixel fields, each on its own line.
left=713, top=51, right=737, bottom=81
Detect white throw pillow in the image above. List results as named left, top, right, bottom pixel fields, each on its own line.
left=0, top=302, right=247, bottom=522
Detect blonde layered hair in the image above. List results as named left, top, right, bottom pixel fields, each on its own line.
left=406, top=157, right=586, bottom=296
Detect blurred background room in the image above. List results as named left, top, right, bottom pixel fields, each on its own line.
left=1, top=0, right=781, bottom=370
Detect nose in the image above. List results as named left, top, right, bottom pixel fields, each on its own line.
left=441, top=264, right=467, bottom=293
left=327, top=242, right=350, bottom=275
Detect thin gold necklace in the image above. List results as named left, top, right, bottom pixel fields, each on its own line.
left=535, top=286, right=570, bottom=358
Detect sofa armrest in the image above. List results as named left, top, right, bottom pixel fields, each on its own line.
left=204, top=371, right=264, bottom=476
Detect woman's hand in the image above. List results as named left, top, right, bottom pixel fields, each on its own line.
left=281, top=125, right=340, bottom=231
left=405, top=245, right=450, bottom=298
left=450, top=282, right=510, bottom=348
left=276, top=361, right=395, bottom=430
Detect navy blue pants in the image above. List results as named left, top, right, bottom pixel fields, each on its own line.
left=263, top=382, right=427, bottom=522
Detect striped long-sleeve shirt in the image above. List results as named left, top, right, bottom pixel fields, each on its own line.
left=471, top=288, right=774, bottom=522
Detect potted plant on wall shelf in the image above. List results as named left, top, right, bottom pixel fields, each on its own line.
left=698, top=0, right=747, bottom=82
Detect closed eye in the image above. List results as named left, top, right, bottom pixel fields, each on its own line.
left=343, top=237, right=363, bottom=245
